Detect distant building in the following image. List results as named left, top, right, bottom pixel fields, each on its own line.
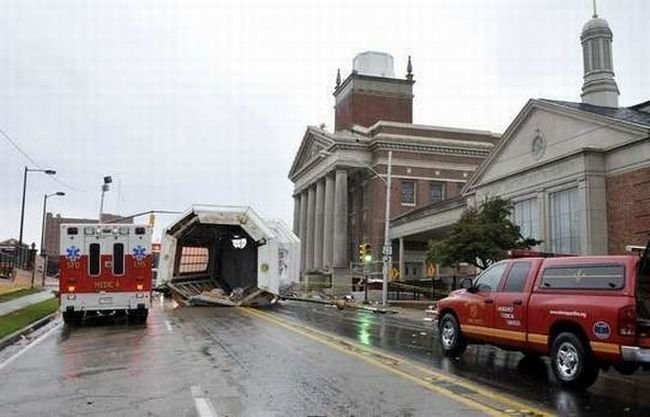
left=289, top=52, right=499, bottom=290
left=44, top=213, right=131, bottom=258
left=392, top=8, right=650, bottom=260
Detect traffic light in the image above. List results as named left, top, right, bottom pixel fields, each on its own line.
left=358, top=242, right=372, bottom=263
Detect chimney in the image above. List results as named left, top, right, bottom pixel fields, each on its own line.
left=333, top=52, right=415, bottom=131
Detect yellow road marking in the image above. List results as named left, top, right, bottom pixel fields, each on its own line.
left=242, top=307, right=554, bottom=417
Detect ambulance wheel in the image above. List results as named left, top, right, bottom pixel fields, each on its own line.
left=62, top=311, right=81, bottom=326
left=439, top=313, right=466, bottom=357
left=128, top=309, right=148, bottom=324
left=551, top=332, right=599, bottom=389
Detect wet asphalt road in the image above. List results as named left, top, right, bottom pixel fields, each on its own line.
left=1, top=299, right=650, bottom=417
left=275, top=301, right=650, bottom=417
left=0, top=297, right=484, bottom=417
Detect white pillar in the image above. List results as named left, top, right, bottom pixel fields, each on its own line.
left=305, top=186, right=316, bottom=270
left=292, top=195, right=300, bottom=235
left=323, top=174, right=335, bottom=269
left=333, top=170, right=348, bottom=268
left=398, top=237, right=405, bottom=282
left=314, top=180, right=325, bottom=269
left=299, top=191, right=308, bottom=274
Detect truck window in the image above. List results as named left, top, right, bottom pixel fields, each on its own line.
left=540, top=264, right=625, bottom=290
left=475, top=263, right=507, bottom=292
left=113, top=243, right=124, bottom=275
left=89, top=243, right=101, bottom=276
left=502, top=262, right=531, bottom=292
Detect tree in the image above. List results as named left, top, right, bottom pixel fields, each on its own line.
left=426, top=197, right=541, bottom=270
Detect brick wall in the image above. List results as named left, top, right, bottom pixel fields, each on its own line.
left=335, top=93, right=412, bottom=131
left=606, top=166, right=650, bottom=254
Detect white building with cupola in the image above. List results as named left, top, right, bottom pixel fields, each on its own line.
left=390, top=5, right=650, bottom=267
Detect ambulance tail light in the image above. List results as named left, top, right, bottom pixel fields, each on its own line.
left=136, top=284, right=144, bottom=291
left=619, top=305, right=637, bottom=337
left=68, top=285, right=76, bottom=293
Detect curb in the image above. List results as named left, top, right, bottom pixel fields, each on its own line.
left=0, top=312, right=58, bottom=351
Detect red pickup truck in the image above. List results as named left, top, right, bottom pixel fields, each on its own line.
left=435, top=245, right=650, bottom=388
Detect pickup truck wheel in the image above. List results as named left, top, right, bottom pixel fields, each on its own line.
left=439, top=313, right=466, bottom=357
left=551, top=332, right=599, bottom=389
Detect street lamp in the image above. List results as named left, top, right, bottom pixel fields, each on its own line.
left=319, top=149, right=393, bottom=307
left=39, top=192, right=65, bottom=288
left=18, top=167, right=56, bottom=265
left=99, top=176, right=112, bottom=222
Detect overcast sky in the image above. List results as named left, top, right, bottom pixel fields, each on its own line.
left=1, top=0, right=648, bottom=246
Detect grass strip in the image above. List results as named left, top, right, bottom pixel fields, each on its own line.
left=0, top=298, right=59, bottom=340
left=0, top=288, right=40, bottom=303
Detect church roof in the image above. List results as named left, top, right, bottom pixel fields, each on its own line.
left=539, top=99, right=650, bottom=129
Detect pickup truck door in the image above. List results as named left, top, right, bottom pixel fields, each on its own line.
left=493, top=261, right=533, bottom=349
left=460, top=262, right=508, bottom=343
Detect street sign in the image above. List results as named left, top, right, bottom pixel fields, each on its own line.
left=426, top=263, right=436, bottom=278
left=390, top=266, right=399, bottom=280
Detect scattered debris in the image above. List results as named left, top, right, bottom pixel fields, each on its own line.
left=423, top=304, right=438, bottom=321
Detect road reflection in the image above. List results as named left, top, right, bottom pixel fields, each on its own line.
left=274, top=302, right=650, bottom=417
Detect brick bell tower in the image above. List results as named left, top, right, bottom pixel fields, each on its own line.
left=333, top=52, right=415, bottom=132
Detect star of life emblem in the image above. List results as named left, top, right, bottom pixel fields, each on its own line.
left=65, top=246, right=81, bottom=262
left=132, top=245, right=147, bottom=261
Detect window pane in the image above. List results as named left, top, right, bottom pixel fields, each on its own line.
left=401, top=181, right=415, bottom=204
left=113, top=243, right=124, bottom=275
left=550, top=188, right=581, bottom=254
left=430, top=182, right=445, bottom=203
left=503, top=262, right=532, bottom=292
left=513, top=198, right=539, bottom=242
left=89, top=243, right=100, bottom=276
left=475, top=263, right=507, bottom=292
left=178, top=246, right=209, bottom=274
left=540, top=265, right=625, bottom=290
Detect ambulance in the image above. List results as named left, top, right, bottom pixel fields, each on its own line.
left=59, top=224, right=153, bottom=324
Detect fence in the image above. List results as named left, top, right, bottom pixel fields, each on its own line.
left=386, top=275, right=475, bottom=301
left=0, top=245, right=37, bottom=279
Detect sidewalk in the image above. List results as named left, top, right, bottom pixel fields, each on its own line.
left=0, top=291, right=55, bottom=316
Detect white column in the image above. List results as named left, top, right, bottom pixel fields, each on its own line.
left=333, top=170, right=348, bottom=268
left=305, top=186, right=316, bottom=271
left=398, top=237, right=405, bottom=282
left=323, top=174, right=335, bottom=269
left=314, top=180, right=325, bottom=269
left=292, top=195, right=300, bottom=235
left=299, top=191, right=308, bottom=274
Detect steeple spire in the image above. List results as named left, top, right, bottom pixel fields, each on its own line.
left=592, top=0, right=598, bottom=17
left=335, top=68, right=341, bottom=88
left=406, top=55, right=413, bottom=80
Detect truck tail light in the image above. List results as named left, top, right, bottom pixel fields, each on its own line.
left=136, top=284, right=144, bottom=291
left=68, top=285, right=76, bottom=293
left=618, top=305, right=637, bottom=337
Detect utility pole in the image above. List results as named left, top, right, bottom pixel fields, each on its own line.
left=381, top=150, right=393, bottom=307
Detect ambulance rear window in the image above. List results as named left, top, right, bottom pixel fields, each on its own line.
left=67, top=227, right=78, bottom=235
left=113, top=243, right=124, bottom=275
left=135, top=227, right=146, bottom=235
left=89, top=243, right=101, bottom=276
